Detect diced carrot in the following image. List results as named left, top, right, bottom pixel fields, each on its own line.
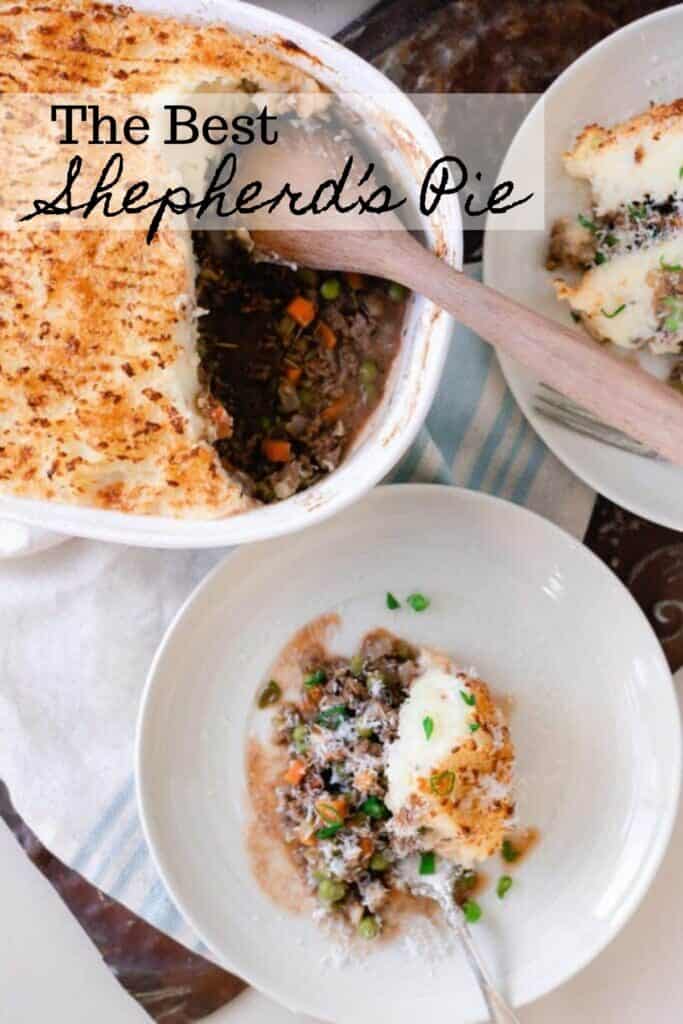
left=321, top=395, right=350, bottom=423
left=316, top=321, right=337, bottom=350
left=316, top=796, right=348, bottom=823
left=284, top=364, right=302, bottom=384
left=359, top=836, right=374, bottom=859
left=345, top=272, right=364, bottom=290
left=284, top=759, right=306, bottom=786
left=287, top=295, right=316, bottom=327
left=262, top=438, right=292, bottom=463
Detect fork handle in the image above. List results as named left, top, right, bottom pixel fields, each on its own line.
left=457, top=921, right=522, bottom=1024
left=359, top=231, right=683, bottom=466
left=440, top=900, right=521, bottom=1024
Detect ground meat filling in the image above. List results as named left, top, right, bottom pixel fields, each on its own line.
left=272, top=631, right=420, bottom=936
left=547, top=199, right=683, bottom=273
left=194, top=234, right=405, bottom=503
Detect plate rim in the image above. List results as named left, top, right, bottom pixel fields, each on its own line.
left=483, top=4, right=683, bottom=531
left=135, top=483, right=682, bottom=1018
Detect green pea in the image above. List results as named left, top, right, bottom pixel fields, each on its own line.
left=388, top=282, right=406, bottom=302
left=258, top=680, right=281, bottom=709
left=278, top=314, right=296, bottom=338
left=320, top=278, right=341, bottom=300
left=357, top=915, right=380, bottom=939
left=349, top=654, right=364, bottom=677
left=359, top=360, right=378, bottom=387
left=292, top=724, right=309, bottom=753
left=318, top=878, right=347, bottom=904
left=369, top=852, right=390, bottom=872
left=462, top=900, right=482, bottom=924
left=297, top=267, right=318, bottom=287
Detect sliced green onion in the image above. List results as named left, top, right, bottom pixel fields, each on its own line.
left=315, top=705, right=349, bottom=730
left=258, top=680, right=281, bottom=708
left=502, top=839, right=520, bottom=863
left=316, top=823, right=343, bottom=840
left=388, top=282, right=406, bottom=302
left=604, top=234, right=618, bottom=247
left=357, top=915, right=380, bottom=939
left=429, top=770, right=455, bottom=798
left=660, top=255, right=683, bottom=272
left=594, top=251, right=607, bottom=266
left=320, top=278, right=341, bottom=301
left=386, top=592, right=401, bottom=610
left=317, top=802, right=343, bottom=824
left=468, top=722, right=481, bottom=733
left=419, top=851, right=436, bottom=875
left=460, top=689, right=476, bottom=706
left=407, top=593, right=430, bottom=612
left=304, top=668, right=326, bottom=689
left=577, top=213, right=597, bottom=232
left=601, top=304, right=626, bottom=318
left=423, top=716, right=434, bottom=740
left=497, top=875, right=513, bottom=899
left=359, top=795, right=391, bottom=820
left=462, top=900, right=482, bottom=924
left=628, top=202, right=647, bottom=220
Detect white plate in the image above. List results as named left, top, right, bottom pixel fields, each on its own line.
left=484, top=6, right=683, bottom=530
left=136, top=485, right=680, bottom=1023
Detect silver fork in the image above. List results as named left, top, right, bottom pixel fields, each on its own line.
left=532, top=384, right=660, bottom=459
left=407, top=868, right=521, bottom=1024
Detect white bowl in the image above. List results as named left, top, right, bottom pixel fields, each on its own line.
left=0, top=0, right=460, bottom=549
left=136, top=485, right=681, bottom=1022
left=484, top=6, right=683, bottom=530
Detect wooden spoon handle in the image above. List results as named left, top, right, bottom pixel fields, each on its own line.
left=385, top=232, right=683, bottom=466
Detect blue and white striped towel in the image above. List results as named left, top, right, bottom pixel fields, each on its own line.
left=0, top=267, right=594, bottom=958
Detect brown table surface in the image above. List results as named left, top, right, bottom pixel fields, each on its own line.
left=2, top=2, right=681, bottom=1021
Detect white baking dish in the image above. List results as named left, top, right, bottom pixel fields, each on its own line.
left=0, top=0, right=461, bottom=548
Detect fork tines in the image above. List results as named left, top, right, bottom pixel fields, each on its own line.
left=533, top=384, right=660, bottom=460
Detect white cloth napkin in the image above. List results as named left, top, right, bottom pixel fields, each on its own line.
left=0, top=267, right=594, bottom=956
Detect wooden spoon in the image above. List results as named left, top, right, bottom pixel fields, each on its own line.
left=240, top=126, right=683, bottom=466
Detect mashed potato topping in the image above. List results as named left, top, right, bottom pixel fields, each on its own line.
left=550, top=100, right=683, bottom=358
left=386, top=652, right=515, bottom=866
